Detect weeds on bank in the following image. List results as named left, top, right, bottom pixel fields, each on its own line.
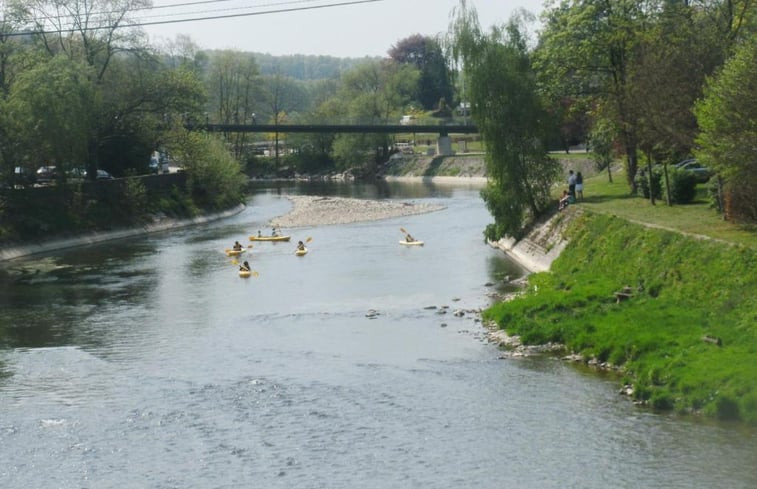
left=484, top=213, right=757, bottom=424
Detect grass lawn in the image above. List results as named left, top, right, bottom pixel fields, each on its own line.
left=571, top=167, right=757, bottom=248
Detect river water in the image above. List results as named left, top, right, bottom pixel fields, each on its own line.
left=1, top=181, right=755, bottom=489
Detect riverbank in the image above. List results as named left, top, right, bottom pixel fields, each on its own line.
left=483, top=210, right=757, bottom=424
left=0, top=204, right=246, bottom=261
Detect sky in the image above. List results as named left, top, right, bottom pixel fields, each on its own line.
left=139, top=0, right=544, bottom=58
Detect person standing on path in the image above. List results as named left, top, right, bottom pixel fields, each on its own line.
left=568, top=170, right=577, bottom=200
left=575, top=171, right=584, bottom=200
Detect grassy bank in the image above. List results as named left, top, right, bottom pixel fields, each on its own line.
left=484, top=211, right=757, bottom=424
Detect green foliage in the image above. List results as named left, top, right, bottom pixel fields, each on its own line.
left=122, top=178, right=149, bottom=220
left=484, top=213, right=757, bottom=424
left=6, top=55, right=95, bottom=171
left=665, top=168, right=698, bottom=205
left=450, top=4, right=558, bottom=238
left=695, top=37, right=757, bottom=222
left=389, top=34, right=454, bottom=110
left=168, top=130, right=245, bottom=209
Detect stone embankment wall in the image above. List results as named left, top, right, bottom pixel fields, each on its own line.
left=489, top=209, right=575, bottom=273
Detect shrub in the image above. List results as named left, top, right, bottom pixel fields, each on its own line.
left=665, top=168, right=698, bottom=204
left=123, top=178, right=149, bottom=222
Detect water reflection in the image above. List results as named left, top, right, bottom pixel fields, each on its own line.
left=251, top=178, right=484, bottom=200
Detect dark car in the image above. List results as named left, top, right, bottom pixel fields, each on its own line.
left=674, top=158, right=712, bottom=183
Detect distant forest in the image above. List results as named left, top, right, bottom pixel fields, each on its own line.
left=251, top=52, right=379, bottom=80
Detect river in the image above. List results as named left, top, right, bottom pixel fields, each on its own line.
left=1, top=181, right=755, bottom=488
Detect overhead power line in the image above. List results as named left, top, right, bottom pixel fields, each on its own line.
left=3, top=0, right=385, bottom=37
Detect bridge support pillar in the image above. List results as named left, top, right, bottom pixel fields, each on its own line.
left=437, top=136, right=454, bottom=156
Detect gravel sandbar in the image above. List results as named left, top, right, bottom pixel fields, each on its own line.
left=271, top=195, right=444, bottom=228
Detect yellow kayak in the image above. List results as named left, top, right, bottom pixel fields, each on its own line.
left=239, top=269, right=252, bottom=278
left=295, top=247, right=308, bottom=256
left=399, top=240, right=424, bottom=246
left=249, top=235, right=291, bottom=242
left=226, top=248, right=246, bottom=256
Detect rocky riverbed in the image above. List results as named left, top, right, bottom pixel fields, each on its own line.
left=270, top=195, right=445, bottom=228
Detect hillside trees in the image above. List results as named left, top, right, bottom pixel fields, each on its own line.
left=450, top=1, right=558, bottom=239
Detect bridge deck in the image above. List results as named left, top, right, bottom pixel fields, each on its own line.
left=196, top=124, right=478, bottom=135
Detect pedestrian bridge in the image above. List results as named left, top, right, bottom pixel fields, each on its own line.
left=194, top=123, right=479, bottom=155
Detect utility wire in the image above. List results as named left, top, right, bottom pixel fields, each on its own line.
left=3, top=0, right=385, bottom=37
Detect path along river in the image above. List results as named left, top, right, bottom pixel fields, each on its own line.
left=1, top=181, right=755, bottom=488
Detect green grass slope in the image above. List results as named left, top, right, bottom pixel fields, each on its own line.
left=484, top=212, right=757, bottom=424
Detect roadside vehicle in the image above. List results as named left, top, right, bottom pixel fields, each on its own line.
left=35, top=166, right=57, bottom=185
left=97, top=169, right=114, bottom=180
left=675, top=158, right=711, bottom=183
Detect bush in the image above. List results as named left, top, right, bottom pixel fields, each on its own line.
left=665, top=168, right=698, bottom=204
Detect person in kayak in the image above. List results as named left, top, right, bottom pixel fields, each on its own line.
left=296, top=240, right=305, bottom=251
left=257, top=230, right=262, bottom=238
left=405, top=233, right=415, bottom=243
left=271, top=227, right=279, bottom=237
left=232, top=241, right=243, bottom=251
left=239, top=260, right=251, bottom=272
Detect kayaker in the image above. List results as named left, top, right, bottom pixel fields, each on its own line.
left=239, top=261, right=250, bottom=272
left=405, top=233, right=415, bottom=243
left=232, top=241, right=243, bottom=251
left=271, top=227, right=279, bottom=237
left=296, top=240, right=305, bottom=251
left=257, top=230, right=262, bottom=237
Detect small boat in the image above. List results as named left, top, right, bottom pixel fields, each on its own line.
left=399, top=240, right=424, bottom=246
left=249, top=235, right=291, bottom=242
left=238, top=269, right=252, bottom=278
left=226, top=248, right=246, bottom=256
left=295, top=247, right=308, bottom=256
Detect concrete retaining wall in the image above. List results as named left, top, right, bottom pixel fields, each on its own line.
left=489, top=210, right=574, bottom=273
left=0, top=204, right=245, bottom=262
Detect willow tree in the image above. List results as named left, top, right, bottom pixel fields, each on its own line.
left=449, top=1, right=558, bottom=240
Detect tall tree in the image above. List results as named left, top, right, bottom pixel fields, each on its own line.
left=6, top=55, right=95, bottom=176
left=535, top=0, right=649, bottom=192
left=259, top=69, right=308, bottom=167
left=694, top=36, right=757, bottom=222
left=449, top=1, right=559, bottom=239
left=389, top=34, right=454, bottom=110
left=12, top=0, right=149, bottom=82
left=329, top=59, right=418, bottom=174
left=206, top=50, right=260, bottom=159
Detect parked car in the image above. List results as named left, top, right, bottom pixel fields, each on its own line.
left=35, top=165, right=57, bottom=185
left=96, top=169, right=114, bottom=180
left=674, top=158, right=712, bottom=183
